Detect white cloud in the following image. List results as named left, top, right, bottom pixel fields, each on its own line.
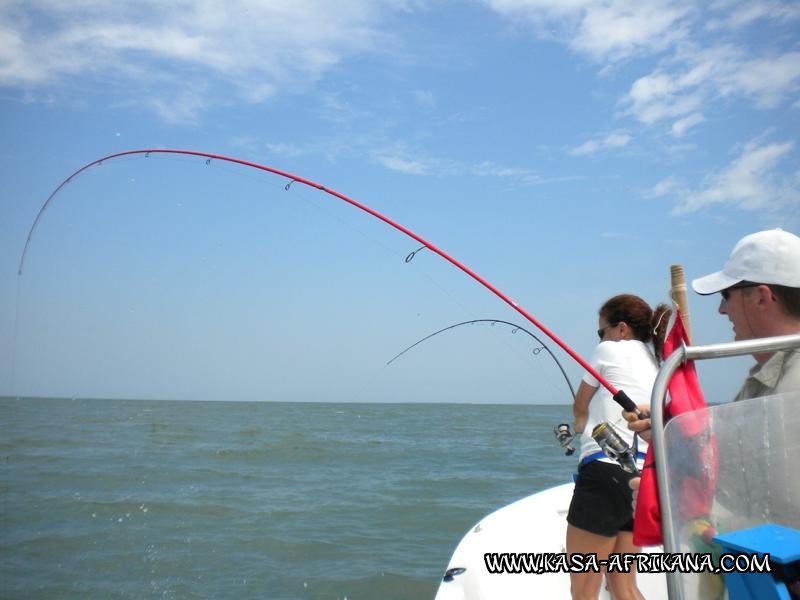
left=671, top=112, right=705, bottom=137
left=570, top=131, right=631, bottom=155
left=139, top=87, right=209, bottom=125
left=265, top=143, right=307, bottom=159
left=371, top=152, right=579, bottom=185
left=570, top=1, right=691, bottom=62
left=413, top=89, right=436, bottom=109
left=373, top=153, right=431, bottom=175
left=673, top=139, right=797, bottom=213
left=487, top=1, right=800, bottom=137
left=723, top=52, right=800, bottom=108
left=0, top=0, right=395, bottom=122
left=644, top=177, right=680, bottom=198
left=485, top=0, right=693, bottom=62
left=485, top=0, right=589, bottom=24
left=472, top=161, right=524, bottom=178
left=470, top=161, right=551, bottom=184
left=625, top=62, right=708, bottom=125
left=624, top=45, right=800, bottom=127
left=705, top=0, right=800, bottom=30
left=0, top=26, right=44, bottom=85
left=475, top=160, right=581, bottom=183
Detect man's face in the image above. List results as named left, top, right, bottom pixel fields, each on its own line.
left=718, top=287, right=757, bottom=341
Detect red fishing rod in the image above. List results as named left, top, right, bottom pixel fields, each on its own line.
left=18, top=148, right=640, bottom=413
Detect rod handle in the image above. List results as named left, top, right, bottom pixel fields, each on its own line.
left=613, top=390, right=646, bottom=419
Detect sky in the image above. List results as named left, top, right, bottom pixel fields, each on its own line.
left=1, top=0, right=798, bottom=405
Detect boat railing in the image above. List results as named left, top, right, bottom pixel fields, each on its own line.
left=650, top=333, right=800, bottom=599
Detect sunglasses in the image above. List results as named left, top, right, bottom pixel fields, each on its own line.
left=720, top=282, right=761, bottom=301
left=597, top=323, right=617, bottom=340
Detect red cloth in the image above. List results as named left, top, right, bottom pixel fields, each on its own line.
left=632, top=313, right=714, bottom=547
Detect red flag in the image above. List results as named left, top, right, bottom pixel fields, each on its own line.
left=632, top=312, right=714, bottom=546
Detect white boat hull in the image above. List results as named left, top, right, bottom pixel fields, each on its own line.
left=435, top=482, right=667, bottom=600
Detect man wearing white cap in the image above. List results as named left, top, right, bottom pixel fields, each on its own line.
left=691, top=228, right=800, bottom=399
left=691, top=230, right=800, bottom=589
left=624, top=229, right=800, bottom=536
left=625, top=228, right=800, bottom=435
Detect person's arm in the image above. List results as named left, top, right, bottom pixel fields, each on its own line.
left=573, top=380, right=598, bottom=434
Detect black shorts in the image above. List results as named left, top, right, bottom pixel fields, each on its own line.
left=567, top=460, right=636, bottom=537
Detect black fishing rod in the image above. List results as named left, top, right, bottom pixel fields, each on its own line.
left=388, top=318, right=579, bottom=455
left=386, top=319, right=577, bottom=401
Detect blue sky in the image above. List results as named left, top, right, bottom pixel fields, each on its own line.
left=1, top=0, right=798, bottom=404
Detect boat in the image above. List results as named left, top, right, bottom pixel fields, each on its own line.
left=434, top=482, right=667, bottom=599
left=435, top=333, right=800, bottom=600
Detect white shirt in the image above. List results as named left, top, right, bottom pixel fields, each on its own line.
left=578, top=339, right=657, bottom=463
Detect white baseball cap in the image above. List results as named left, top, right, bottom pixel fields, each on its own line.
left=692, top=229, right=800, bottom=295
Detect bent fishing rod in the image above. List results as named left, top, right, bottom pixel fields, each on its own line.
left=386, top=319, right=576, bottom=401
left=18, top=148, right=641, bottom=415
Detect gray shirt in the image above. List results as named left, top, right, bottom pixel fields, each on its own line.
left=726, top=346, right=800, bottom=531
left=733, top=347, right=800, bottom=401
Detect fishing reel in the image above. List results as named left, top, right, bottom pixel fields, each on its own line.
left=591, top=422, right=639, bottom=474
left=553, top=423, right=575, bottom=456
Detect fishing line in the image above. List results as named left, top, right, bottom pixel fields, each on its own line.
left=10, top=276, right=24, bottom=399
left=276, top=176, right=481, bottom=322
left=388, top=318, right=580, bottom=454
left=182, top=151, right=471, bottom=317
left=386, top=319, right=576, bottom=401
left=272, top=168, right=480, bottom=323
left=17, top=149, right=638, bottom=412
left=280, top=175, right=416, bottom=264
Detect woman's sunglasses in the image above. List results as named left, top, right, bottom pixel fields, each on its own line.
left=597, top=323, right=617, bottom=340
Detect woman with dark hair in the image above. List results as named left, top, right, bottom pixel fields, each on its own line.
left=566, top=294, right=671, bottom=600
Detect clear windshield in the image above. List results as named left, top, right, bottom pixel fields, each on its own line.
left=662, top=391, right=800, bottom=600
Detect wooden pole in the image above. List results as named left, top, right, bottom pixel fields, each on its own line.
left=670, top=264, right=692, bottom=344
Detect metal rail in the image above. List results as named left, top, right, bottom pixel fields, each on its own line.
left=650, top=333, right=800, bottom=599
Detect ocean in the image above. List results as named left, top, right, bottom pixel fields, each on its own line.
left=1, top=397, right=576, bottom=600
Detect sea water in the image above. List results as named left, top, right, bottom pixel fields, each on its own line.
left=1, top=397, right=576, bottom=600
